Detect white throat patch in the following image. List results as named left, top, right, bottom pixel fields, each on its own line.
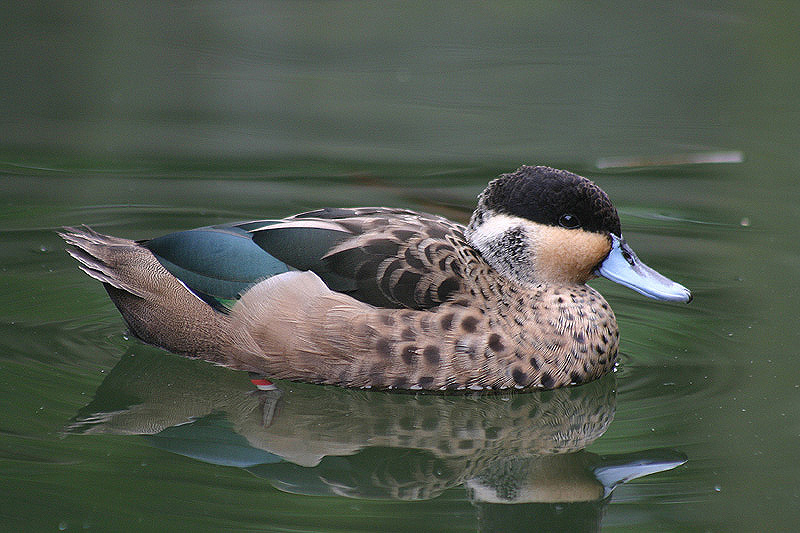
left=466, top=212, right=539, bottom=284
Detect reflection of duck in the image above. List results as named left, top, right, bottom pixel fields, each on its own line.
left=68, top=349, right=685, bottom=516
left=61, top=166, right=690, bottom=391
left=69, top=348, right=616, bottom=467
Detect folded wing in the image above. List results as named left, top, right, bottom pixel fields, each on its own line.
left=143, top=208, right=469, bottom=311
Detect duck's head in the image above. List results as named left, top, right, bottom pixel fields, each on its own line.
left=465, top=165, right=692, bottom=303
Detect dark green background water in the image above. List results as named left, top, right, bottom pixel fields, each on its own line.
left=2, top=2, right=799, bottom=531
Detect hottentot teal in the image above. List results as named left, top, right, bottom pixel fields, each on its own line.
left=61, top=165, right=691, bottom=391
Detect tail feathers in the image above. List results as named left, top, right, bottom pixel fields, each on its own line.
left=66, top=247, right=150, bottom=298
left=59, top=226, right=149, bottom=298
left=60, top=226, right=258, bottom=370
left=60, top=225, right=136, bottom=246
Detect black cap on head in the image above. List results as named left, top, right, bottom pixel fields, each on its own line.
left=480, top=166, right=621, bottom=236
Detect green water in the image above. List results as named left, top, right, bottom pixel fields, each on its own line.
left=2, top=2, right=800, bottom=531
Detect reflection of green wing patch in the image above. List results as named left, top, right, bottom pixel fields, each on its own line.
left=147, top=413, right=283, bottom=468
left=144, top=227, right=289, bottom=310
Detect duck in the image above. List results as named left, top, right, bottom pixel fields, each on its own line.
left=60, top=165, right=691, bottom=392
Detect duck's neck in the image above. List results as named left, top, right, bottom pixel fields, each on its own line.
left=465, top=211, right=543, bottom=287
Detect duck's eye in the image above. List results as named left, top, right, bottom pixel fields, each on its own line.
left=558, top=213, right=580, bottom=229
